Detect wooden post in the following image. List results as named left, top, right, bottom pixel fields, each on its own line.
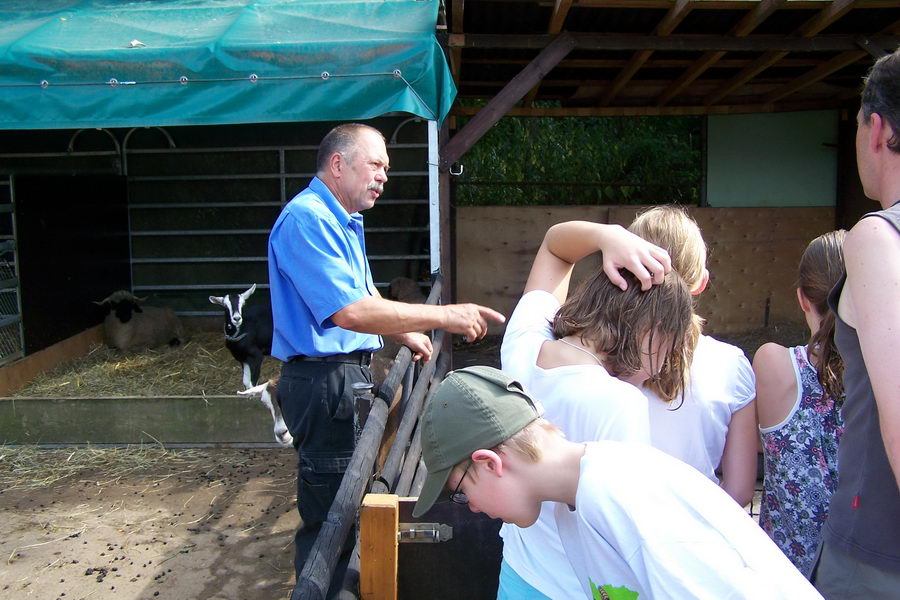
left=360, top=494, right=399, bottom=600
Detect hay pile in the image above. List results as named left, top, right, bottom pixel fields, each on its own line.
left=0, top=444, right=225, bottom=491
left=13, top=332, right=282, bottom=398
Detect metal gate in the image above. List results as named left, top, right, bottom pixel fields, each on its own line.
left=0, top=175, right=23, bottom=364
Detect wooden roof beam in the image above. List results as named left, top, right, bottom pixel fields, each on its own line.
left=523, top=0, right=574, bottom=107
left=795, top=0, right=858, bottom=37
left=440, top=33, right=576, bottom=171
left=704, top=0, right=857, bottom=106
left=600, top=0, right=693, bottom=106
left=656, top=0, right=787, bottom=106
left=570, top=0, right=896, bottom=8
left=450, top=0, right=465, bottom=87
left=549, top=0, right=574, bottom=34
left=763, top=51, right=865, bottom=103
left=856, top=35, right=893, bottom=59
left=451, top=0, right=464, bottom=33
left=450, top=99, right=846, bottom=117
left=763, top=18, right=900, bottom=103
left=465, top=57, right=824, bottom=69
left=448, top=33, right=900, bottom=53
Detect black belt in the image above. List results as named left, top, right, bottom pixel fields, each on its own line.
left=289, top=350, right=372, bottom=366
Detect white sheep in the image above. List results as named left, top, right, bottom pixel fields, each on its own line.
left=94, top=291, right=186, bottom=351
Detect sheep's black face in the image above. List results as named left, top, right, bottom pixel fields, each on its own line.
left=113, top=301, right=140, bottom=323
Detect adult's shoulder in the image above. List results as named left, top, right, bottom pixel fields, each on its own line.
left=279, top=190, right=339, bottom=230
left=848, top=210, right=900, bottom=252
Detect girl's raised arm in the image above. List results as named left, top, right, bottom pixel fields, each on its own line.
left=524, top=221, right=671, bottom=304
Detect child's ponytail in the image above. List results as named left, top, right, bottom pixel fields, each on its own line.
left=798, top=230, right=846, bottom=404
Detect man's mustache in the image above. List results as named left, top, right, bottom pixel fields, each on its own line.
left=367, top=183, right=384, bottom=194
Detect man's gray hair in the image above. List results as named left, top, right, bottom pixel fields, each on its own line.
left=316, top=123, right=386, bottom=174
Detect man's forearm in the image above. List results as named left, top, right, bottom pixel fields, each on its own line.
left=331, top=296, right=444, bottom=335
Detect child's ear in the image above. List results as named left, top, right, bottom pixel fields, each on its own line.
left=471, top=449, right=504, bottom=476
left=691, top=269, right=709, bottom=296
left=797, top=288, right=813, bottom=313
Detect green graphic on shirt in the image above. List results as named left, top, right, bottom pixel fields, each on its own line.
left=589, top=579, right=639, bottom=600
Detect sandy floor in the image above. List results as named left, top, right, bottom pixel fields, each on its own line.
left=0, top=447, right=298, bottom=600
left=3, top=331, right=781, bottom=600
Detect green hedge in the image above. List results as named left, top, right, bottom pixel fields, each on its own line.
left=453, top=112, right=702, bottom=206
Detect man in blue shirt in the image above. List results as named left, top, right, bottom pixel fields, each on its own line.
left=268, top=123, right=505, bottom=588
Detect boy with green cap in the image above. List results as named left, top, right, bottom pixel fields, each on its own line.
left=414, top=366, right=822, bottom=599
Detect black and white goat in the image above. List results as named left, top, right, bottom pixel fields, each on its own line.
left=238, top=378, right=293, bottom=447
left=94, top=291, right=186, bottom=351
left=209, top=284, right=273, bottom=390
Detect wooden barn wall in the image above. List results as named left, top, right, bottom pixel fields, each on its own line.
left=457, top=206, right=835, bottom=336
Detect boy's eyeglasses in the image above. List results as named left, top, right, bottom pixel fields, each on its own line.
left=449, top=460, right=472, bottom=505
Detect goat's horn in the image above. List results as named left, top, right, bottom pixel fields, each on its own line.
left=240, top=283, right=257, bottom=300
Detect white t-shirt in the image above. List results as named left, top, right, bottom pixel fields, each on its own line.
left=556, top=442, right=823, bottom=600
left=645, top=335, right=755, bottom=482
left=499, top=290, right=650, bottom=599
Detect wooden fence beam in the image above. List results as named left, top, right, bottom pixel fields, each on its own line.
left=360, top=494, right=399, bottom=600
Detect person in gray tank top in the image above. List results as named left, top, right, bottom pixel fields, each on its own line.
left=811, top=47, right=900, bottom=599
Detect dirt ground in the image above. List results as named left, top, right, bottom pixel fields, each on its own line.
left=2, top=329, right=787, bottom=600
left=0, top=447, right=299, bottom=600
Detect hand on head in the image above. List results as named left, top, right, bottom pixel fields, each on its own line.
left=600, top=227, right=672, bottom=291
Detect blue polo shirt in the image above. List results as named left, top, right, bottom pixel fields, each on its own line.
left=267, top=177, right=382, bottom=360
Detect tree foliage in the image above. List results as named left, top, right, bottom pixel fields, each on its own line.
left=453, top=113, right=702, bottom=206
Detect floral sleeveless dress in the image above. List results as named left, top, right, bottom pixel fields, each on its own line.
left=759, top=345, right=844, bottom=575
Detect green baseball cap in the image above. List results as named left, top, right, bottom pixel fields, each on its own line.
left=412, top=366, right=543, bottom=518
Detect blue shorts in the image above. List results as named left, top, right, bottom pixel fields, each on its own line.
left=497, top=559, right=554, bottom=600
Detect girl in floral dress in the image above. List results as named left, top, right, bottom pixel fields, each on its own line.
left=753, top=230, right=846, bottom=575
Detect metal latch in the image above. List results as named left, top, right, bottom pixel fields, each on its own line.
left=397, top=522, right=453, bottom=543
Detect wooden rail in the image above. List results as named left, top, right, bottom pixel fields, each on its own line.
left=336, top=333, right=449, bottom=598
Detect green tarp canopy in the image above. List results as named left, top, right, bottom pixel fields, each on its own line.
left=0, top=0, right=456, bottom=130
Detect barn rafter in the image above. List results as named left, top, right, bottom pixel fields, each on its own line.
left=445, top=0, right=900, bottom=117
